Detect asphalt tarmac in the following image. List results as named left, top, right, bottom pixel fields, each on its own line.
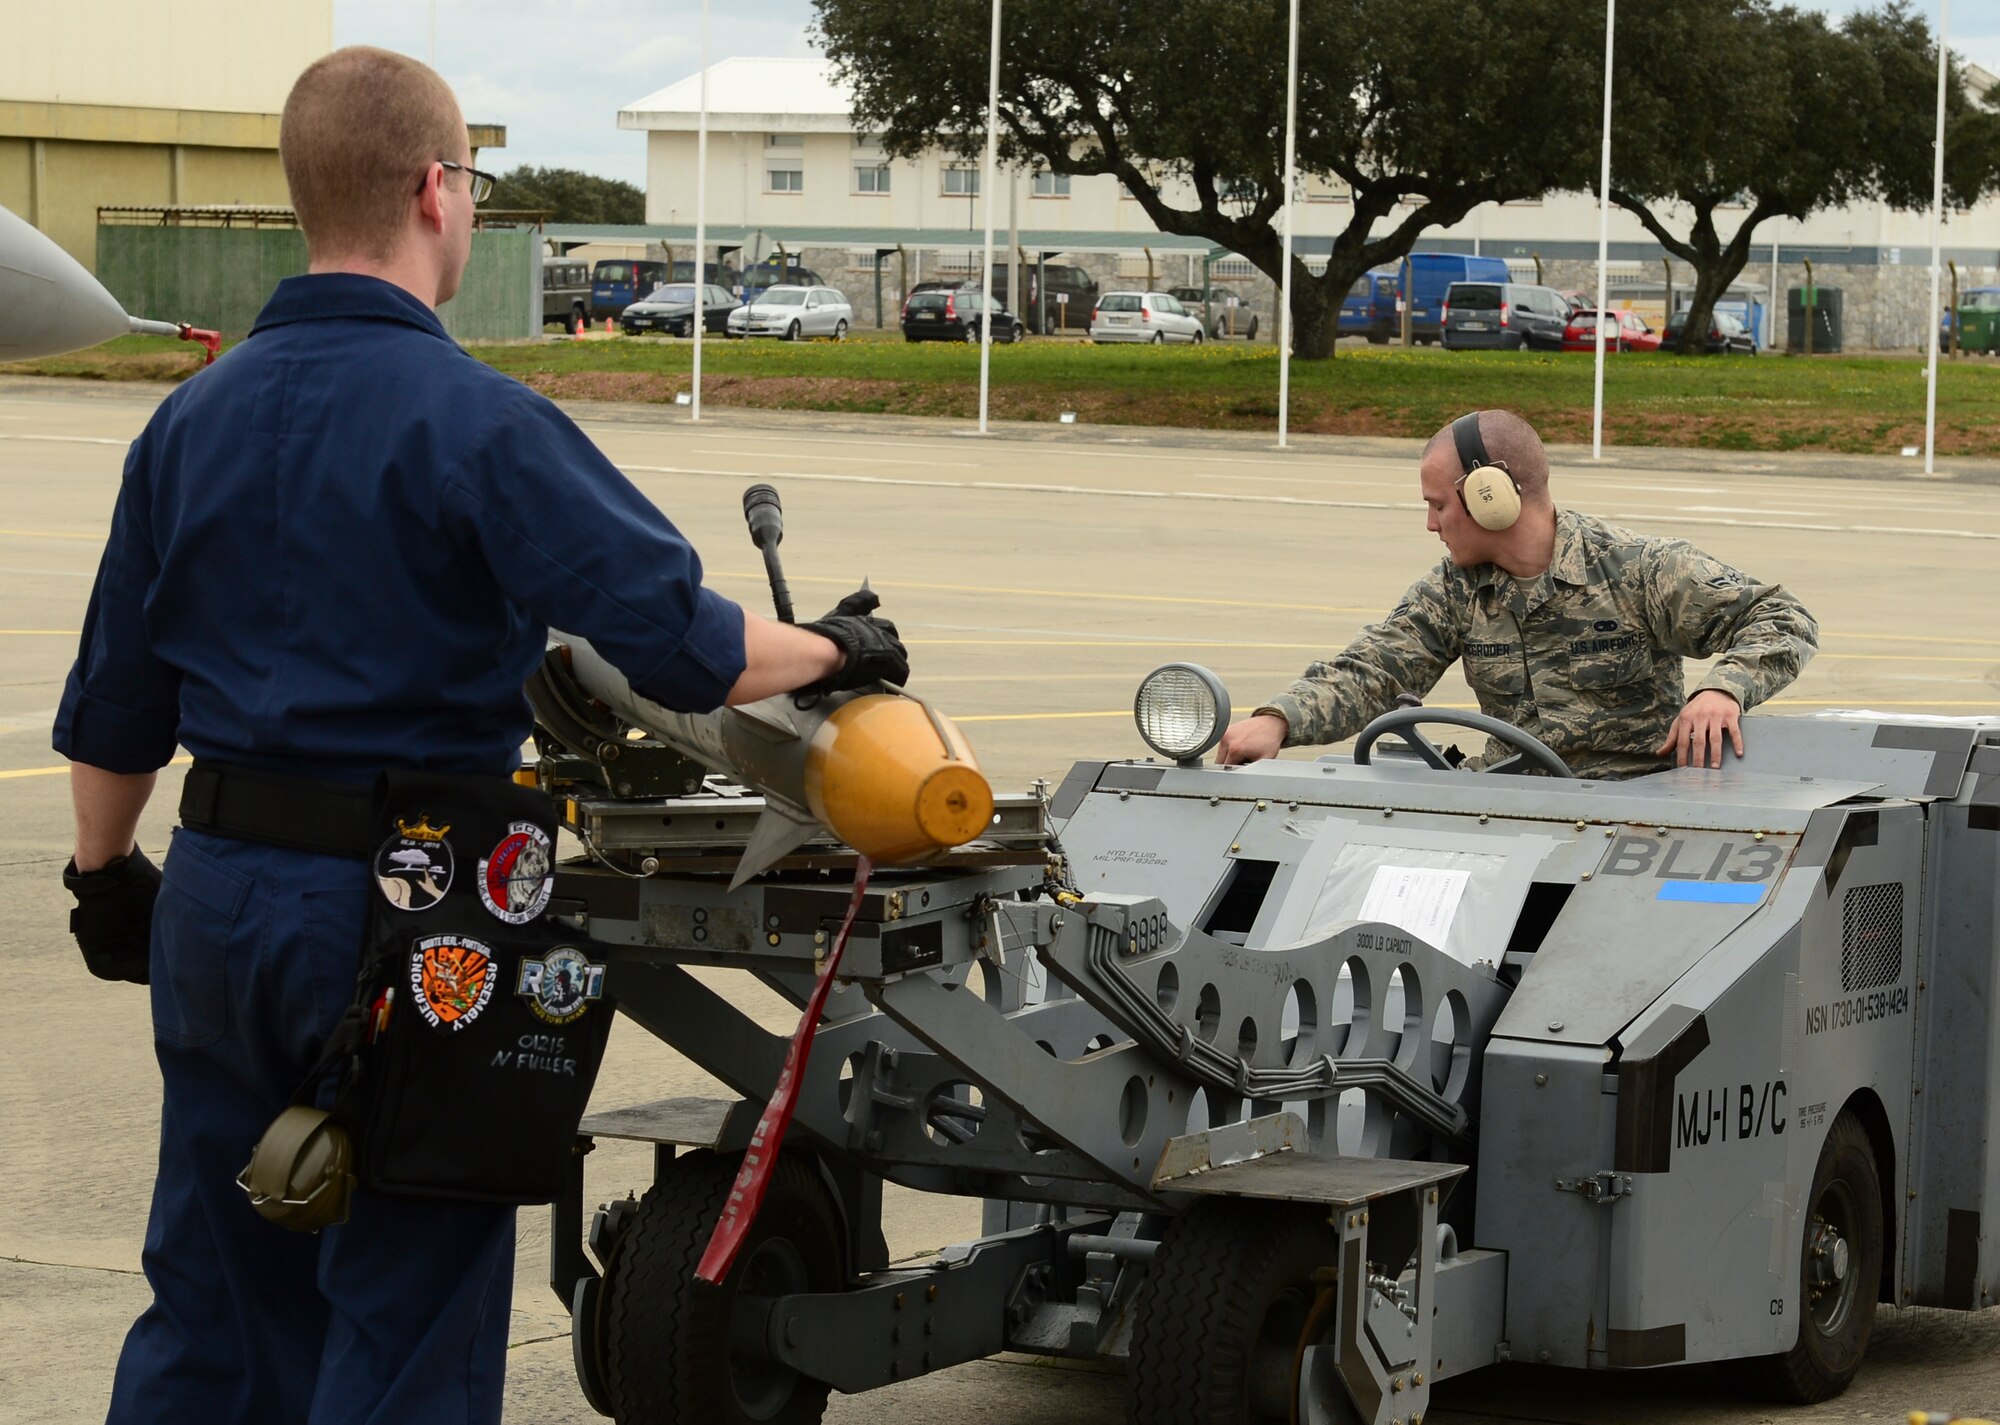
left=3, top=376, right=1996, bottom=1424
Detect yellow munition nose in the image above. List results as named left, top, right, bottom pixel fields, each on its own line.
left=805, top=695, right=995, bottom=865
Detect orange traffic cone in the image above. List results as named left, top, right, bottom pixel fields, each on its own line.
left=603, top=317, right=614, bottom=334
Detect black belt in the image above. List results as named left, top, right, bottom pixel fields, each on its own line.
left=179, top=760, right=378, bottom=860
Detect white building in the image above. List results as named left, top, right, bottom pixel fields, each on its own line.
left=615, top=56, right=2000, bottom=347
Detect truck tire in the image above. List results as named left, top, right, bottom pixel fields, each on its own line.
left=1127, top=1198, right=1335, bottom=1424
left=1725, top=1110, right=1882, bottom=1403
left=599, top=1149, right=842, bottom=1425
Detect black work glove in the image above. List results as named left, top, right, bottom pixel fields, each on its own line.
left=800, top=587, right=911, bottom=694
left=63, top=846, right=160, bottom=985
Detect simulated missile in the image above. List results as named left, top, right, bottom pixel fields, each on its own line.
left=553, top=634, right=994, bottom=887
left=0, top=203, right=220, bottom=361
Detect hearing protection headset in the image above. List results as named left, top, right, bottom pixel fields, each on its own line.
left=1450, top=410, right=1523, bottom=532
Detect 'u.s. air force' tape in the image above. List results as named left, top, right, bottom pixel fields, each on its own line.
left=1656, top=882, right=1766, bottom=904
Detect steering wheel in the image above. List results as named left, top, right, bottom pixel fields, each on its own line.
left=1351, top=707, right=1574, bottom=778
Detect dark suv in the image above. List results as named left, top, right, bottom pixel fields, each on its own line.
left=901, top=288, right=1024, bottom=343
left=984, top=263, right=1098, bottom=333
left=1441, top=281, right=1573, bottom=351
left=1659, top=310, right=1758, bottom=355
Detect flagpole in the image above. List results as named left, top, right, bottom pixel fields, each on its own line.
left=691, top=0, right=711, bottom=421
left=1923, top=0, right=1950, bottom=475
left=1277, top=0, right=1299, bottom=448
left=1591, top=0, right=1615, bottom=460
left=977, top=0, right=1002, bottom=435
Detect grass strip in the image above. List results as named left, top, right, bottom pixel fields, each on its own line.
left=9, top=333, right=1998, bottom=456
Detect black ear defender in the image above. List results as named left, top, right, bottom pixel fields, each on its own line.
left=1450, top=410, right=1523, bottom=532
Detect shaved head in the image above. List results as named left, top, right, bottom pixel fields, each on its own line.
left=1424, top=410, right=1551, bottom=505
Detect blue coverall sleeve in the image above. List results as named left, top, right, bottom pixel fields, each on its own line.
left=439, top=391, right=747, bottom=713
left=52, top=431, right=183, bottom=771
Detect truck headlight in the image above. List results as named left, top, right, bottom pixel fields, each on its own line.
left=1133, top=663, right=1230, bottom=764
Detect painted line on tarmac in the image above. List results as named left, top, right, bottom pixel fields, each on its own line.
left=0, top=527, right=102, bottom=541
left=0, top=564, right=93, bottom=578
left=0, top=434, right=128, bottom=446
left=685, top=447, right=978, bottom=469
left=0, top=628, right=79, bottom=636
left=0, top=753, right=189, bottom=781
left=909, top=639, right=1338, bottom=649
left=954, top=710, right=1131, bottom=723
left=709, top=568, right=1377, bottom=617
left=630, top=462, right=2000, bottom=541
left=957, top=700, right=1997, bottom=725
left=904, top=639, right=1993, bottom=665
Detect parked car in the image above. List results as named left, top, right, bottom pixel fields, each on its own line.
left=621, top=283, right=739, bottom=337
left=1559, top=308, right=1660, bottom=353
left=1338, top=270, right=1401, bottom=343
left=542, top=257, right=590, bottom=333
left=1441, top=281, right=1573, bottom=351
left=983, top=263, right=1099, bottom=333
left=668, top=260, right=744, bottom=291
left=725, top=285, right=853, bottom=340
left=1167, top=285, right=1260, bottom=340
left=1088, top=291, right=1205, bottom=344
left=740, top=260, right=825, bottom=300
left=901, top=287, right=1025, bottom=343
left=1345, top=253, right=1513, bottom=343
left=1658, top=309, right=1758, bottom=355
left=590, top=260, right=669, bottom=320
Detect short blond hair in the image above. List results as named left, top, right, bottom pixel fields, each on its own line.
left=280, top=47, right=467, bottom=262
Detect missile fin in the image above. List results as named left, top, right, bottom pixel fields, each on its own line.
left=731, top=697, right=805, bottom=740
left=728, top=805, right=824, bottom=891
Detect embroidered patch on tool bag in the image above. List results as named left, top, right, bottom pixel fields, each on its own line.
left=372, top=814, right=454, bottom=911
left=339, top=769, right=614, bottom=1205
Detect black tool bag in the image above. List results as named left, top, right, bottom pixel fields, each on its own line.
left=337, top=768, right=615, bottom=1204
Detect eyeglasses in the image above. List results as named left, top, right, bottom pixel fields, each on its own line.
left=419, top=160, right=495, bottom=204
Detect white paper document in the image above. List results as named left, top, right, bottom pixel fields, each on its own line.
left=1356, top=865, right=1471, bottom=949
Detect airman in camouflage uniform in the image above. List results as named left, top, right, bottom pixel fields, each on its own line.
left=1217, top=411, right=1817, bottom=777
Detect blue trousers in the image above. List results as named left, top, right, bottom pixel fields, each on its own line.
left=107, top=829, right=515, bottom=1425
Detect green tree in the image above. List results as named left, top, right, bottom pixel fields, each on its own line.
left=488, top=165, right=645, bottom=224
left=813, top=0, right=1603, bottom=358
left=1611, top=1, right=2000, bottom=353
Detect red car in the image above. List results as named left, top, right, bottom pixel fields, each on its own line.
left=1560, top=309, right=1660, bottom=353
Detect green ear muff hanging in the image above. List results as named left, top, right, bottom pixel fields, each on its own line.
left=237, top=1105, right=356, bottom=1233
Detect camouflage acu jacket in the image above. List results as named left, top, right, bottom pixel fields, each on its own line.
left=1258, top=510, right=1819, bottom=779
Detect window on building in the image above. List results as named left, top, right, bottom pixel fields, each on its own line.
left=1217, top=178, right=1262, bottom=212
left=767, top=167, right=804, bottom=193
left=1211, top=257, right=1254, bottom=278
left=1032, top=169, right=1071, bottom=198
left=1305, top=175, right=1349, bottom=202
left=854, top=164, right=892, bottom=194
left=943, top=166, right=980, bottom=197
left=767, top=133, right=804, bottom=148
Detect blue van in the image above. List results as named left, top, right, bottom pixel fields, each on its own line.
left=1338, top=270, right=1400, bottom=343
left=1340, top=253, right=1512, bottom=344
left=590, top=260, right=669, bottom=320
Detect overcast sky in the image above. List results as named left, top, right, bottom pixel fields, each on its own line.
left=336, top=0, right=2000, bottom=186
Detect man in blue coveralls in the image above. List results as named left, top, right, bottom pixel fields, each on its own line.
left=53, top=47, right=906, bottom=1425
